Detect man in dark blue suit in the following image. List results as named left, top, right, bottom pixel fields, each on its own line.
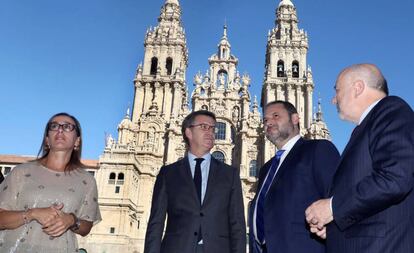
left=306, top=64, right=414, bottom=252
left=249, top=101, right=340, bottom=253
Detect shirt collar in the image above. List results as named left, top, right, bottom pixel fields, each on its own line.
left=358, top=99, right=382, bottom=125
left=279, top=134, right=301, bottom=153
left=188, top=152, right=211, bottom=165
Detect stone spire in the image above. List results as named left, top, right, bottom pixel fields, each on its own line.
left=165, top=0, right=179, bottom=6
left=278, top=0, right=294, bottom=8
left=191, top=24, right=241, bottom=94
left=305, top=98, right=331, bottom=140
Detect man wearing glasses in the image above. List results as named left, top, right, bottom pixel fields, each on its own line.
left=144, top=110, right=246, bottom=253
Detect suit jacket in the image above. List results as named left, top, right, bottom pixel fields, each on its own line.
left=328, top=96, right=414, bottom=253
left=0, top=171, right=3, bottom=184
left=249, top=138, right=340, bottom=253
left=144, top=156, right=246, bottom=253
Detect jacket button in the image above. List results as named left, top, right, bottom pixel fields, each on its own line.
left=200, top=212, right=204, bottom=217
left=194, top=232, right=198, bottom=236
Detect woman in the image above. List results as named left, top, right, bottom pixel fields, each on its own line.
left=0, top=112, right=101, bottom=252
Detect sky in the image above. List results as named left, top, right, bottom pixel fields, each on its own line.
left=1, top=0, right=413, bottom=159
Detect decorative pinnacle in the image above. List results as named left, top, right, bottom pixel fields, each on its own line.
left=165, top=0, right=179, bottom=6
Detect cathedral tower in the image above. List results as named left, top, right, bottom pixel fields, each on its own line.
left=261, top=0, right=314, bottom=134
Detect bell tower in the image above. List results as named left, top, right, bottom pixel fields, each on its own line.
left=261, top=0, right=314, bottom=135
left=132, top=0, right=188, bottom=122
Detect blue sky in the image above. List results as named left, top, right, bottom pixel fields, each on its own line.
left=1, top=0, right=413, bottom=159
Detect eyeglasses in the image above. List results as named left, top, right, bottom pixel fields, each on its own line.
left=48, top=122, right=76, bottom=132
left=190, top=123, right=217, bottom=133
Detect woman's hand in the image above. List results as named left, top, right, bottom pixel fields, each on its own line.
left=42, top=208, right=75, bottom=237
left=29, top=203, right=63, bottom=226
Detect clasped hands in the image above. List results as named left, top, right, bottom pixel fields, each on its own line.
left=29, top=203, right=75, bottom=237
left=304, top=198, right=332, bottom=239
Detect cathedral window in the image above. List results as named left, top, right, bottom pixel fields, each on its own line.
left=109, top=172, right=116, bottom=184
left=277, top=60, right=285, bottom=77
left=110, top=227, right=115, bottom=234
left=215, top=122, right=226, bottom=140
left=115, top=186, right=120, bottom=194
left=117, top=173, right=124, bottom=185
left=212, top=151, right=225, bottom=163
left=292, top=61, right=299, bottom=78
left=166, top=57, right=173, bottom=75
left=150, top=57, right=158, bottom=75
left=249, top=160, right=258, bottom=177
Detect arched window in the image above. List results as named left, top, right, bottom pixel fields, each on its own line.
left=249, top=160, right=258, bottom=177
left=215, top=122, right=226, bottom=140
left=117, top=173, right=124, bottom=185
left=150, top=57, right=158, bottom=75
left=277, top=60, right=285, bottom=77
left=212, top=151, right=225, bottom=163
left=109, top=172, right=116, bottom=184
left=166, top=57, right=173, bottom=75
left=292, top=61, right=299, bottom=78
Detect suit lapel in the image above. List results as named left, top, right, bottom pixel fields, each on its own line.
left=202, top=157, right=219, bottom=207
left=180, top=156, right=200, bottom=204
left=338, top=115, right=369, bottom=167
left=269, top=138, right=304, bottom=187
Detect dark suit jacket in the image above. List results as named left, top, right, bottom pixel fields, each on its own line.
left=0, top=171, right=3, bottom=184
left=328, top=96, right=414, bottom=253
left=144, top=156, right=246, bottom=253
left=249, top=138, right=340, bottom=253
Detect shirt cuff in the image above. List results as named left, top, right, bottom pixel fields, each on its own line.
left=329, top=196, right=334, bottom=218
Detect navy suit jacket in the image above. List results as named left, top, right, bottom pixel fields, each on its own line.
left=249, top=138, right=340, bottom=253
left=144, top=156, right=246, bottom=253
left=328, top=96, right=414, bottom=253
left=0, top=171, right=3, bottom=184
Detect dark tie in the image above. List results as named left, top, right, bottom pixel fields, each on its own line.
left=194, top=158, right=204, bottom=242
left=256, top=149, right=285, bottom=244
left=194, top=158, right=204, bottom=204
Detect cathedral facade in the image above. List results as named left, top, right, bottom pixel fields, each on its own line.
left=78, top=0, right=330, bottom=252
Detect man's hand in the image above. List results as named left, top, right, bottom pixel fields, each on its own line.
left=310, top=224, right=326, bottom=239
left=305, top=198, right=333, bottom=230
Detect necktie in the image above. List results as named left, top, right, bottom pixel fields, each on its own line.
left=256, top=149, right=285, bottom=244
left=194, top=158, right=204, bottom=204
left=194, top=158, right=204, bottom=242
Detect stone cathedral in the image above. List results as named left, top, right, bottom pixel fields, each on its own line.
left=78, top=0, right=330, bottom=252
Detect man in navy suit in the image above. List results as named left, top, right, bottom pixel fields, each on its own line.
left=144, top=110, right=246, bottom=253
left=249, top=101, right=340, bottom=253
left=306, top=64, right=414, bottom=252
